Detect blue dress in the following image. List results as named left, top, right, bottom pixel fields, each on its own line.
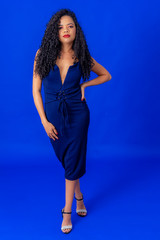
left=42, top=61, right=90, bottom=180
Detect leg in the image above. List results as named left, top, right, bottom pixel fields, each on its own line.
left=75, top=178, right=82, bottom=197
left=61, top=178, right=76, bottom=233
left=74, top=179, right=87, bottom=216
left=65, top=178, right=76, bottom=210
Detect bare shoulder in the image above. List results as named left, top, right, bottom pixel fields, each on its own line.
left=91, top=56, right=111, bottom=77
left=35, top=48, right=40, bottom=59
left=33, top=49, right=40, bottom=72
left=32, top=48, right=42, bottom=92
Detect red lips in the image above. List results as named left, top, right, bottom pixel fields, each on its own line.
left=63, top=35, right=70, bottom=38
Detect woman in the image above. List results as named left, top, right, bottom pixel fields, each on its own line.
left=32, top=8, right=112, bottom=234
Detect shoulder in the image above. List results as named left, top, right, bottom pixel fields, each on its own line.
left=35, top=48, right=40, bottom=57
left=34, top=49, right=41, bottom=63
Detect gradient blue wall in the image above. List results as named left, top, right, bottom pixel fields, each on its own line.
left=1, top=0, right=160, bottom=163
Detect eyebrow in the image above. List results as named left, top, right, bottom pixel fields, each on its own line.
left=58, top=23, right=74, bottom=26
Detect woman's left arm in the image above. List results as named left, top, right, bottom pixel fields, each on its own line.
left=80, top=57, right=112, bottom=100
left=83, top=57, right=112, bottom=88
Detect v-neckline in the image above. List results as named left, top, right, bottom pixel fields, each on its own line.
left=55, top=61, right=79, bottom=86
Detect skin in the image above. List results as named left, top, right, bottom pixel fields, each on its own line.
left=32, top=15, right=112, bottom=233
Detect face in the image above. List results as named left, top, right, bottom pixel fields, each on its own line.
left=58, top=15, right=76, bottom=44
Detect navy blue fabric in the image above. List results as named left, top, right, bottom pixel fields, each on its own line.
left=42, top=61, right=90, bottom=180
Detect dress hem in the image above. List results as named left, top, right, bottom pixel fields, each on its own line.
left=65, top=170, right=86, bottom=181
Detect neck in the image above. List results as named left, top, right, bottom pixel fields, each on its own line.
left=61, top=43, right=73, bottom=54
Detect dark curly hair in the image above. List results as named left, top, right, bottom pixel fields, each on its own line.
left=34, top=8, right=95, bottom=81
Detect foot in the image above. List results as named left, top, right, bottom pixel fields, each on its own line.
left=75, top=193, right=87, bottom=216
left=61, top=207, right=72, bottom=234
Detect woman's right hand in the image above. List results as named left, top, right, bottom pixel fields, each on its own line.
left=42, top=120, right=59, bottom=141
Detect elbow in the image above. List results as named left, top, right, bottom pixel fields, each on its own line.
left=32, top=88, right=41, bottom=98
left=106, top=73, right=112, bottom=81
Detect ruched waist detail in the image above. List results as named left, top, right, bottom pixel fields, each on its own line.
left=44, top=86, right=81, bottom=136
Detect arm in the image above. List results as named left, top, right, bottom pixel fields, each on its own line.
left=83, top=57, right=112, bottom=88
left=32, top=49, right=48, bottom=125
left=32, top=50, right=58, bottom=140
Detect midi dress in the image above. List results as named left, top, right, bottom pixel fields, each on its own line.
left=42, top=61, right=90, bottom=180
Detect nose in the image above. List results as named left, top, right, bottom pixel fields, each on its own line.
left=64, top=26, right=69, bottom=32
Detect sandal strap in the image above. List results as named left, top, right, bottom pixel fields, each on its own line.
left=61, top=209, right=72, bottom=214
left=75, top=193, right=83, bottom=201
left=76, top=209, right=87, bottom=213
left=61, top=225, right=72, bottom=230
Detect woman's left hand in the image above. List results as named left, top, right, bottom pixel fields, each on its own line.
left=80, top=82, right=86, bottom=101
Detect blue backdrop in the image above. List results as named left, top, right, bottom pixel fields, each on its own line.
left=0, top=0, right=160, bottom=239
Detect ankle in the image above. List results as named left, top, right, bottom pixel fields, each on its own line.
left=75, top=192, right=83, bottom=198
left=64, top=206, right=72, bottom=212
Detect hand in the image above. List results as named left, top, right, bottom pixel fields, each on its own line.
left=80, top=82, right=86, bottom=101
left=42, top=120, right=59, bottom=141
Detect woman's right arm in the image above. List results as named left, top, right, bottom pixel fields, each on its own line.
left=32, top=49, right=48, bottom=125
left=32, top=49, right=59, bottom=141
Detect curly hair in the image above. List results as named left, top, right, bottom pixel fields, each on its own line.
left=34, top=8, right=95, bottom=81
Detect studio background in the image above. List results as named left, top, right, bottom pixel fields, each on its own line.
left=0, top=0, right=160, bottom=239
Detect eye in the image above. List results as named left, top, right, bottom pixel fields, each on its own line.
left=58, top=25, right=74, bottom=29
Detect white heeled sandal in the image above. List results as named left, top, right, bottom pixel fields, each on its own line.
left=61, top=208, right=72, bottom=234
left=75, top=193, right=87, bottom=216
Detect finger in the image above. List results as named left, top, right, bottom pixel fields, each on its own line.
left=52, top=129, right=59, bottom=139
left=81, top=96, right=86, bottom=101
left=50, top=133, right=55, bottom=141
left=49, top=134, right=55, bottom=140
left=52, top=127, right=58, bottom=135
left=51, top=131, right=59, bottom=140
